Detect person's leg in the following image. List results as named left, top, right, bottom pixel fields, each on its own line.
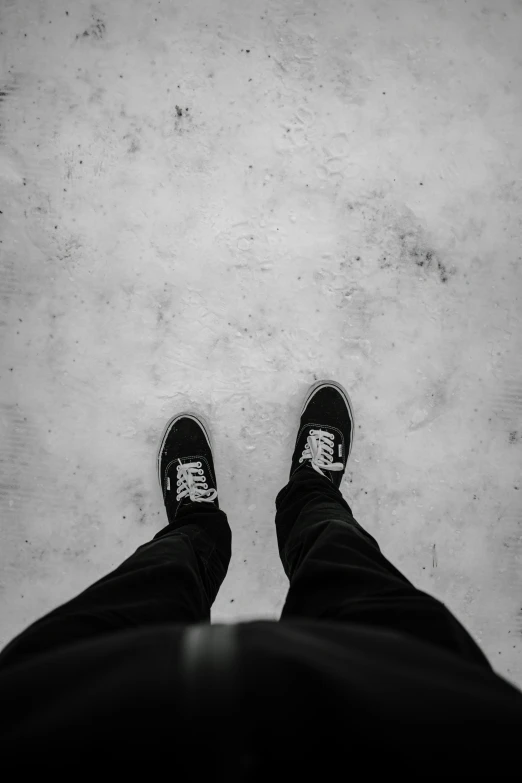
left=275, top=465, right=491, bottom=669
left=0, top=504, right=231, bottom=669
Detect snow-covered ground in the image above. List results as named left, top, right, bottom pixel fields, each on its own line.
left=1, top=0, right=521, bottom=688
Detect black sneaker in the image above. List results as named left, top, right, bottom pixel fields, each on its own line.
left=289, top=379, right=355, bottom=491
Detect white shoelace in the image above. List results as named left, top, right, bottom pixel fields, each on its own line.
left=168, top=458, right=218, bottom=505
left=300, top=429, right=344, bottom=477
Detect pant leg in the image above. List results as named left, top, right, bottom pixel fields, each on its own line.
left=275, top=466, right=491, bottom=669
left=0, top=504, right=231, bottom=670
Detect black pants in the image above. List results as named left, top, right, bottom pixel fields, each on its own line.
left=0, top=466, right=489, bottom=669
left=3, top=465, right=522, bottom=776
